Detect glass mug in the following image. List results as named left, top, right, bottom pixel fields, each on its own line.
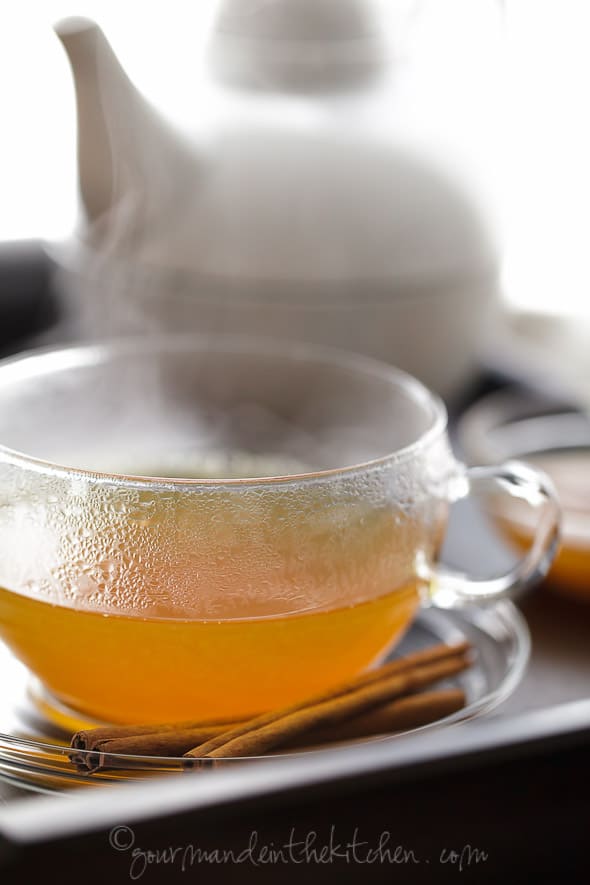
left=0, top=337, right=559, bottom=725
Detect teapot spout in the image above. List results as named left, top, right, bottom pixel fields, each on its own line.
left=56, top=17, right=195, bottom=232
left=55, top=17, right=134, bottom=223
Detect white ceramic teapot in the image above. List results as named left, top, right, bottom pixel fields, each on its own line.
left=55, top=1, right=498, bottom=399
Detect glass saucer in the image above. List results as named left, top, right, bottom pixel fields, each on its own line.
left=0, top=601, right=529, bottom=793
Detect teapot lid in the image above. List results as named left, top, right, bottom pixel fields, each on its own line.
left=207, top=0, right=386, bottom=91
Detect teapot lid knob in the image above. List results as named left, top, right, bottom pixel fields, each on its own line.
left=207, top=0, right=386, bottom=92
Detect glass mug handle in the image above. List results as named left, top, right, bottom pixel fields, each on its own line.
left=431, top=460, right=561, bottom=607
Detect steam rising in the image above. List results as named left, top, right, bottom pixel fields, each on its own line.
left=53, top=14, right=478, bottom=480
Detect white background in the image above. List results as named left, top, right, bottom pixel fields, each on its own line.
left=1, top=0, right=589, bottom=316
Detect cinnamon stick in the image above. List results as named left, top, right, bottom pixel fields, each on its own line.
left=70, top=688, right=465, bottom=773
left=185, top=652, right=470, bottom=759
left=287, top=688, right=465, bottom=748
left=71, top=716, right=244, bottom=752
left=69, top=725, right=230, bottom=774
left=185, top=641, right=470, bottom=758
